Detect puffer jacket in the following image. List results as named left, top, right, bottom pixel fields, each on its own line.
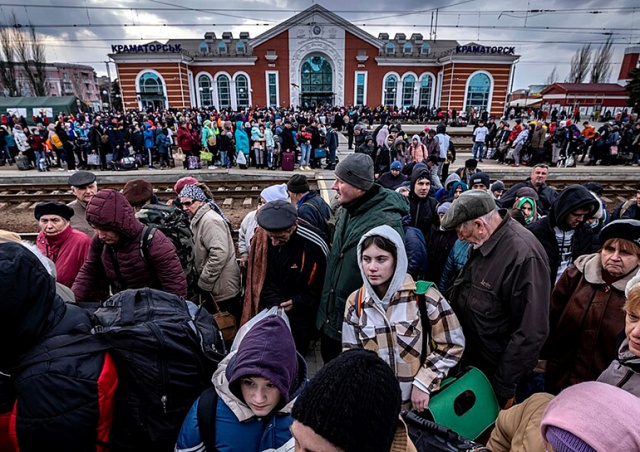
left=402, top=216, right=427, bottom=282
left=426, top=224, right=458, bottom=286
left=527, top=185, right=599, bottom=286
left=0, top=242, right=117, bottom=452
left=190, top=203, right=241, bottom=303
left=597, top=339, right=640, bottom=398
left=72, top=189, right=187, bottom=303
left=544, top=252, right=638, bottom=394
left=317, top=185, right=409, bottom=341
left=176, top=125, right=194, bottom=152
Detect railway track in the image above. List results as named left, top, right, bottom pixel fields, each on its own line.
left=0, top=178, right=319, bottom=206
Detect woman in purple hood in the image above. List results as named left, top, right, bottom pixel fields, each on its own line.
left=175, top=315, right=307, bottom=451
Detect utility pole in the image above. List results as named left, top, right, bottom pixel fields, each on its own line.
left=105, top=61, right=113, bottom=111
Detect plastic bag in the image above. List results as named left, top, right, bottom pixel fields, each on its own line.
left=236, top=151, right=247, bottom=166
left=230, top=306, right=290, bottom=353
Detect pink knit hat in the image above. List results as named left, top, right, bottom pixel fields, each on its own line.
left=173, top=176, right=199, bottom=194
left=540, top=382, right=640, bottom=451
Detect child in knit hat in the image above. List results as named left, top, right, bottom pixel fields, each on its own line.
left=175, top=315, right=306, bottom=452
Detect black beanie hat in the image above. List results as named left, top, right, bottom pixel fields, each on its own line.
left=292, top=349, right=401, bottom=452
left=34, top=202, right=74, bottom=220
left=287, top=174, right=310, bottom=194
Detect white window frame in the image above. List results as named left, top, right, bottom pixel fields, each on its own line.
left=353, top=71, right=368, bottom=106
left=464, top=70, right=494, bottom=113
left=265, top=71, right=279, bottom=107
left=382, top=72, right=400, bottom=106
left=195, top=72, right=214, bottom=108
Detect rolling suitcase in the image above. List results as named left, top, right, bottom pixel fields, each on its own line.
left=16, top=154, right=30, bottom=170
left=281, top=151, right=295, bottom=171
left=188, top=155, right=201, bottom=170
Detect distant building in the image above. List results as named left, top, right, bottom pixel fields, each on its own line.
left=618, top=45, right=640, bottom=85
left=7, top=62, right=101, bottom=111
left=110, top=4, right=519, bottom=116
left=540, top=83, right=628, bottom=116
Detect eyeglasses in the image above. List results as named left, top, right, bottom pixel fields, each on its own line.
left=182, top=200, right=195, bottom=207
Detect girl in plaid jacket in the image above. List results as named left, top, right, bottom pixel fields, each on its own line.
left=342, top=225, right=465, bottom=411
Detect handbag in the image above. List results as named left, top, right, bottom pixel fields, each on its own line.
left=314, top=147, right=327, bottom=158
left=427, top=367, right=499, bottom=440
left=200, top=150, right=213, bottom=162
left=200, top=294, right=237, bottom=345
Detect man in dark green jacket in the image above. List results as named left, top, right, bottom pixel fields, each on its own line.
left=317, top=153, right=409, bottom=362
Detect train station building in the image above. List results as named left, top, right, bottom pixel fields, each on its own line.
left=110, top=5, right=518, bottom=117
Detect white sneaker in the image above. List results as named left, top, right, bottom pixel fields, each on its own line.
left=209, top=165, right=218, bottom=170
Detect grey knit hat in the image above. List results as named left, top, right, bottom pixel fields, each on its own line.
left=334, top=153, right=374, bottom=191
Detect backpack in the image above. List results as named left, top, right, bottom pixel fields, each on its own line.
left=160, top=134, right=170, bottom=148
left=101, top=133, right=109, bottom=144
left=196, top=386, right=219, bottom=452
left=92, top=288, right=226, bottom=450
left=136, top=205, right=198, bottom=298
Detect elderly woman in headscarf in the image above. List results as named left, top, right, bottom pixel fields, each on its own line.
left=544, top=220, right=640, bottom=394
left=179, top=184, right=241, bottom=319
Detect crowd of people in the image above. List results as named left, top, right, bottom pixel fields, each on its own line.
left=1, top=106, right=640, bottom=450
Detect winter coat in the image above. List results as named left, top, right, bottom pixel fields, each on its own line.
left=597, top=339, right=640, bottom=398
left=439, top=239, right=470, bottom=294
left=486, top=393, right=553, bottom=452
left=237, top=210, right=258, bottom=258
left=13, top=130, right=28, bottom=152
left=260, top=224, right=328, bottom=349
left=612, top=200, right=640, bottom=221
left=317, top=185, right=409, bottom=341
left=68, top=199, right=93, bottom=236
left=408, top=165, right=438, bottom=240
left=376, top=171, right=408, bottom=190
left=72, top=189, right=187, bottom=303
left=409, top=135, right=427, bottom=162
left=296, top=191, right=332, bottom=237
left=527, top=185, right=599, bottom=285
left=280, top=127, right=296, bottom=153
left=36, top=225, right=91, bottom=288
left=402, top=216, right=428, bottom=282
left=342, top=226, right=465, bottom=409
left=234, top=121, right=250, bottom=155
left=530, top=126, right=546, bottom=148
left=191, top=203, right=241, bottom=303
left=499, top=179, right=559, bottom=216
left=0, top=242, right=117, bottom=452
left=143, top=126, right=155, bottom=149
left=448, top=211, right=551, bottom=400
left=426, top=225, right=458, bottom=286
left=175, top=317, right=307, bottom=452
left=177, top=125, right=194, bottom=152
left=375, top=142, right=394, bottom=174
left=544, top=252, right=638, bottom=394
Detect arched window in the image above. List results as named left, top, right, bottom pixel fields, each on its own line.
left=199, top=42, right=209, bottom=55
left=139, top=72, right=162, bottom=94
left=217, top=42, right=227, bottom=55
left=403, top=43, right=413, bottom=55
left=401, top=74, right=416, bottom=107
left=383, top=74, right=398, bottom=106
left=421, top=43, right=431, bottom=55
left=465, top=72, right=492, bottom=112
left=301, top=56, right=332, bottom=93
left=385, top=43, right=395, bottom=55
left=198, top=74, right=213, bottom=107
left=236, top=42, right=246, bottom=55
left=217, top=75, right=231, bottom=109
left=418, top=74, right=433, bottom=107
left=235, top=74, right=249, bottom=108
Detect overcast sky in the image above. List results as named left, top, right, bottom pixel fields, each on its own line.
left=2, top=0, right=638, bottom=91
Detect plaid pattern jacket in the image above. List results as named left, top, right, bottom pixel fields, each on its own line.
left=342, top=274, right=465, bottom=409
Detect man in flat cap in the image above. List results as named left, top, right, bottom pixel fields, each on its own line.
left=317, top=153, right=409, bottom=362
left=249, top=200, right=328, bottom=355
left=67, top=171, right=97, bottom=236
left=441, top=190, right=550, bottom=409
left=34, top=201, right=91, bottom=288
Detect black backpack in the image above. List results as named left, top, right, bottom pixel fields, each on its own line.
left=92, top=288, right=226, bottom=451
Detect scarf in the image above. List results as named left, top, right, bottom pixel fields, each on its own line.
left=240, top=227, right=269, bottom=326
left=180, top=184, right=233, bottom=228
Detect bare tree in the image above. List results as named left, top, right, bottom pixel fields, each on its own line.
left=71, top=72, right=84, bottom=99
left=565, top=44, right=591, bottom=83
left=545, top=66, right=559, bottom=86
left=15, top=27, right=48, bottom=96
left=590, top=35, right=613, bottom=83
left=0, top=24, right=18, bottom=97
